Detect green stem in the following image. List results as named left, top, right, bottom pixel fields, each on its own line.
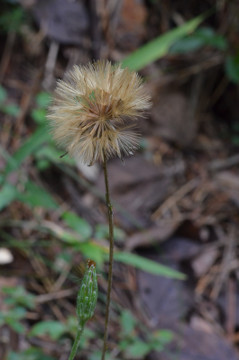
left=68, top=325, right=84, bottom=360
left=101, top=154, right=114, bottom=360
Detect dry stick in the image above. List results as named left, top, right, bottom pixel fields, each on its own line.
left=101, top=153, right=114, bottom=360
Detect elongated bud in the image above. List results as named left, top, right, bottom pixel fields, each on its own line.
left=76, top=259, right=98, bottom=327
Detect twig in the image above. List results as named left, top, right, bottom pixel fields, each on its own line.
left=0, top=31, right=16, bottom=83
left=89, top=0, right=101, bottom=59
left=210, top=231, right=236, bottom=299
left=13, top=68, right=43, bottom=149
left=152, top=178, right=199, bottom=220
left=208, top=154, right=239, bottom=172
left=36, top=288, right=76, bottom=304
left=226, top=277, right=236, bottom=337
left=42, top=41, right=59, bottom=89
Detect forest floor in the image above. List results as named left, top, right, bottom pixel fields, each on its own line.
left=1, top=1, right=239, bottom=360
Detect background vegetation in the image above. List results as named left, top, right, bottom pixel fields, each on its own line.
left=1, top=1, right=239, bottom=359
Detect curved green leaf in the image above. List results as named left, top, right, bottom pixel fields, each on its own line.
left=114, top=252, right=186, bottom=280
left=122, top=14, right=205, bottom=71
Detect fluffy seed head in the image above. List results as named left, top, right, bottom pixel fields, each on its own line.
left=48, top=60, right=151, bottom=165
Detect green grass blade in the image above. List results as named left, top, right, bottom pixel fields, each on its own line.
left=122, top=14, right=205, bottom=71
left=114, top=252, right=186, bottom=280
left=5, top=125, right=50, bottom=174
left=0, top=184, right=18, bottom=211
left=17, top=181, right=58, bottom=209
left=62, top=211, right=92, bottom=240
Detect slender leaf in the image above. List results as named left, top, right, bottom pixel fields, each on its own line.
left=153, top=329, right=174, bottom=345
left=5, top=125, right=50, bottom=174
left=95, top=223, right=125, bottom=242
left=78, top=241, right=105, bottom=265
left=17, top=181, right=58, bottom=209
left=3, top=285, right=36, bottom=309
left=35, top=92, right=51, bottom=108
left=120, top=310, right=136, bottom=336
left=195, top=27, right=227, bottom=50
left=170, top=27, right=227, bottom=54
left=3, top=104, right=20, bottom=117
left=31, top=108, right=46, bottom=124
left=8, top=348, right=56, bottom=360
left=5, top=307, right=26, bottom=320
left=170, top=37, right=203, bottom=54
left=9, top=321, right=25, bottom=334
left=114, top=252, right=186, bottom=279
left=122, top=14, right=205, bottom=70
left=0, top=7, right=25, bottom=33
left=0, top=184, right=18, bottom=211
left=0, top=86, right=7, bottom=103
left=30, top=321, right=66, bottom=340
left=35, top=144, right=75, bottom=166
left=126, top=340, right=150, bottom=358
left=62, top=211, right=92, bottom=240
left=225, top=55, right=239, bottom=84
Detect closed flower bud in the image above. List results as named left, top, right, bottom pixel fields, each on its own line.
left=76, top=259, right=98, bottom=327
left=48, top=60, right=151, bottom=165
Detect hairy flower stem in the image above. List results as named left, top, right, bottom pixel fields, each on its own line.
left=68, top=325, right=84, bottom=360
left=101, top=154, right=114, bottom=360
